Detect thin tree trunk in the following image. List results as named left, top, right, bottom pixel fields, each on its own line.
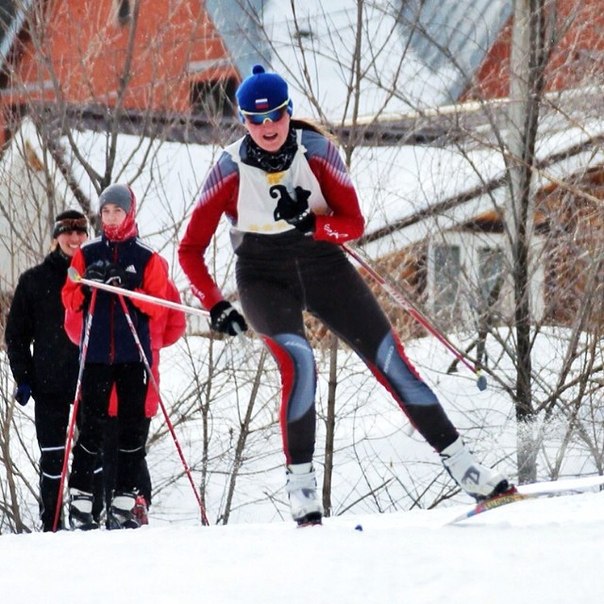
left=506, top=0, right=550, bottom=483
left=322, top=333, right=338, bottom=517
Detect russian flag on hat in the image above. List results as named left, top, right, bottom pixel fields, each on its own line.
left=236, top=64, right=291, bottom=114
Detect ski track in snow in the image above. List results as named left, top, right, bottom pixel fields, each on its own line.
left=1, top=490, right=603, bottom=604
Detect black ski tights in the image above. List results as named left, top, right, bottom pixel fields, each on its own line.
left=236, top=234, right=459, bottom=465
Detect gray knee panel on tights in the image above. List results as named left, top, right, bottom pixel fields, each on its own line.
left=273, top=333, right=316, bottom=422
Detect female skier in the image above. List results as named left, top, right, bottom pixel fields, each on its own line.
left=178, top=65, right=509, bottom=526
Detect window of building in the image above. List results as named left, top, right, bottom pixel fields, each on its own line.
left=432, top=243, right=461, bottom=317
left=116, top=0, right=131, bottom=25
left=477, top=246, right=505, bottom=308
left=190, top=78, right=238, bottom=118
left=427, top=232, right=544, bottom=328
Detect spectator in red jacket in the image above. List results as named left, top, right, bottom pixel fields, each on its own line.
left=178, top=64, right=510, bottom=526
left=62, top=183, right=168, bottom=530
left=65, top=256, right=186, bottom=524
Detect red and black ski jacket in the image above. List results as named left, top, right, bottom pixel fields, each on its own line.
left=178, top=127, right=365, bottom=311
left=62, top=234, right=168, bottom=365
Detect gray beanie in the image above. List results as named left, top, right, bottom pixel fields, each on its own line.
left=98, top=184, right=133, bottom=213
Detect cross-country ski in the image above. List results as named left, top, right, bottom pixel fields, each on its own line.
left=447, top=474, right=604, bottom=524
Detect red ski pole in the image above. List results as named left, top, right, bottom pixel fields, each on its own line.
left=342, top=244, right=487, bottom=391
left=52, top=288, right=98, bottom=532
left=115, top=293, right=210, bottom=526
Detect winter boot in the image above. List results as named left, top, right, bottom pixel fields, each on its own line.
left=286, top=463, right=323, bottom=526
left=68, top=489, right=99, bottom=531
left=133, top=494, right=149, bottom=526
left=42, top=513, right=64, bottom=532
left=106, top=492, right=142, bottom=530
left=440, top=437, right=510, bottom=501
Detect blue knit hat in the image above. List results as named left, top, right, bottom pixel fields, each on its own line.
left=236, top=64, right=293, bottom=116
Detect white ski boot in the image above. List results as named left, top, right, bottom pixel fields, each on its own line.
left=107, top=492, right=142, bottom=530
left=440, top=437, right=509, bottom=501
left=286, top=463, right=323, bottom=526
left=68, top=489, right=99, bottom=531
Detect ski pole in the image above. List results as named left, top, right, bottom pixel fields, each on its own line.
left=53, top=288, right=98, bottom=532
left=67, top=267, right=209, bottom=318
left=115, top=293, right=210, bottom=526
left=342, top=244, right=487, bottom=391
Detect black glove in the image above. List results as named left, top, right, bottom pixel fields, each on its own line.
left=271, top=185, right=315, bottom=234
left=105, top=263, right=127, bottom=286
left=84, top=259, right=111, bottom=282
left=84, top=261, right=138, bottom=289
left=14, top=383, right=31, bottom=406
left=82, top=260, right=110, bottom=304
left=210, top=301, right=248, bottom=336
left=105, top=263, right=139, bottom=289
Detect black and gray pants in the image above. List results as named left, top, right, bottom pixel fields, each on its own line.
left=235, top=231, right=459, bottom=465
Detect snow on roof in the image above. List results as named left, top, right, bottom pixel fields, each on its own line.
left=258, top=0, right=509, bottom=119
left=358, top=116, right=604, bottom=258
left=204, top=0, right=270, bottom=79
left=62, top=110, right=604, bottom=303
left=397, top=0, right=512, bottom=101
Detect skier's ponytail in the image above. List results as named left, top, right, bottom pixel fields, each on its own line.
left=290, top=118, right=337, bottom=143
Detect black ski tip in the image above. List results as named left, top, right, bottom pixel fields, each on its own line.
left=483, top=480, right=516, bottom=502
left=493, top=480, right=515, bottom=497
left=472, top=480, right=515, bottom=503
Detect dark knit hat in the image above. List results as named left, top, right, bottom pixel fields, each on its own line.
left=236, top=64, right=293, bottom=116
left=98, top=183, right=133, bottom=213
left=53, top=210, right=88, bottom=238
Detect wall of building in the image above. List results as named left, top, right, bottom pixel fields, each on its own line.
left=463, top=0, right=604, bottom=100
left=0, top=0, right=241, bottom=145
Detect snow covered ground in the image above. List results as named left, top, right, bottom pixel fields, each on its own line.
left=1, top=487, right=603, bottom=603
left=3, top=326, right=601, bottom=603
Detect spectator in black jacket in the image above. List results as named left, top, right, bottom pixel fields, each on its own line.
left=5, top=210, right=89, bottom=531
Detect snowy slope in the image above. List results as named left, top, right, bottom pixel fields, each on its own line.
left=0, top=489, right=603, bottom=603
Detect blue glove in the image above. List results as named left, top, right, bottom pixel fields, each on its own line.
left=14, top=383, right=32, bottom=406
left=210, top=301, right=248, bottom=336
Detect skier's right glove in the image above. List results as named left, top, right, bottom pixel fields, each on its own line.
left=84, top=260, right=111, bottom=282
left=209, top=301, right=248, bottom=336
left=14, top=383, right=32, bottom=406
left=81, top=260, right=111, bottom=302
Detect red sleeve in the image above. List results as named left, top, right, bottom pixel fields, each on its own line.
left=129, top=252, right=169, bottom=319
left=64, top=307, right=83, bottom=345
left=308, top=140, right=365, bottom=244
left=178, top=161, right=239, bottom=310
left=160, top=280, right=186, bottom=348
left=61, top=250, right=87, bottom=312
